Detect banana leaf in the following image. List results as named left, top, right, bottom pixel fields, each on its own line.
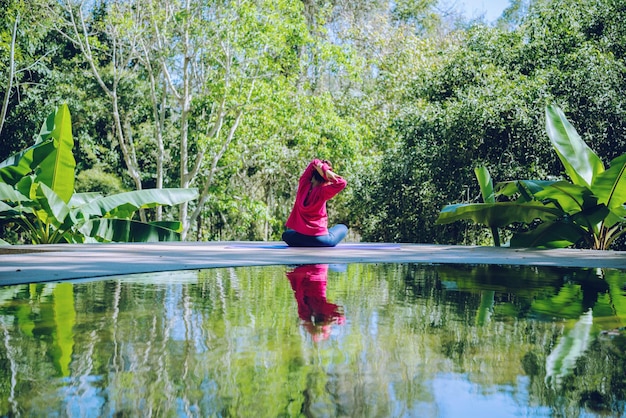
left=15, top=176, right=34, bottom=199
left=33, top=104, right=76, bottom=203
left=0, top=138, right=55, bottom=185
left=80, top=218, right=182, bottom=242
left=0, top=182, right=29, bottom=203
left=78, top=188, right=199, bottom=219
left=545, top=105, right=604, bottom=188
left=150, top=221, right=184, bottom=233
left=475, top=165, right=495, bottom=203
left=474, top=166, right=501, bottom=245
left=69, top=192, right=104, bottom=207
left=33, top=182, right=70, bottom=228
left=602, top=205, right=626, bottom=229
left=591, top=153, right=626, bottom=211
left=436, top=201, right=562, bottom=228
left=496, top=179, right=555, bottom=201
left=533, top=181, right=596, bottom=214
left=572, top=203, right=611, bottom=230
left=0, top=200, right=13, bottom=212
left=510, top=220, right=584, bottom=248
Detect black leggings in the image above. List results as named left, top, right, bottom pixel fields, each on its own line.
left=282, top=224, right=348, bottom=247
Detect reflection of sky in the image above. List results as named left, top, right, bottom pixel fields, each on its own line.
left=59, top=375, right=105, bottom=418
left=164, top=279, right=209, bottom=354
left=442, top=0, right=511, bottom=22
left=432, top=374, right=551, bottom=417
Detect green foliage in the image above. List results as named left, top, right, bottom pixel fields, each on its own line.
left=354, top=0, right=626, bottom=245
left=2, top=0, right=626, bottom=244
left=436, top=106, right=626, bottom=250
left=75, top=167, right=127, bottom=195
left=0, top=105, right=198, bottom=244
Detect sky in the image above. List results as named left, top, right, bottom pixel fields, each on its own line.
left=453, top=0, right=511, bottom=22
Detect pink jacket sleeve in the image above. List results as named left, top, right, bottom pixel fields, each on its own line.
left=299, top=159, right=346, bottom=197
left=298, top=159, right=331, bottom=186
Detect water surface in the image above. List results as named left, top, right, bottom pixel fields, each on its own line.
left=1, top=263, right=626, bottom=417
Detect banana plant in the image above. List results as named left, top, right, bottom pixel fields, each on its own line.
left=436, top=165, right=562, bottom=246
left=436, top=105, right=626, bottom=250
left=0, top=105, right=198, bottom=244
left=512, top=105, right=626, bottom=249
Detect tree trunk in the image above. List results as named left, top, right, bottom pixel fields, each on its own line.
left=0, top=13, right=19, bottom=137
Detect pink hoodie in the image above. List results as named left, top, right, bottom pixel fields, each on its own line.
left=285, top=159, right=347, bottom=236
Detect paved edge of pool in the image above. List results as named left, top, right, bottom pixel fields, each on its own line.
left=1, top=241, right=625, bottom=285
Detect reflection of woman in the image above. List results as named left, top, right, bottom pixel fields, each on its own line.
left=287, top=264, right=344, bottom=341
left=282, top=159, right=347, bottom=247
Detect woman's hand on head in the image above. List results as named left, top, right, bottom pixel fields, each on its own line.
left=325, top=170, right=340, bottom=182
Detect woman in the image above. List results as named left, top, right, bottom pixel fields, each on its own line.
left=282, top=159, right=348, bottom=247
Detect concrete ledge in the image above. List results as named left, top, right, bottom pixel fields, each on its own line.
left=1, top=242, right=625, bottom=286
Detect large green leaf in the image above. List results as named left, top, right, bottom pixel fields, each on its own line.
left=475, top=165, right=494, bottom=203
left=571, top=204, right=610, bottom=234
left=533, top=181, right=596, bottom=214
left=496, top=180, right=555, bottom=201
left=436, top=201, right=562, bottom=228
left=34, top=104, right=76, bottom=203
left=603, top=205, right=626, bottom=229
left=0, top=200, right=13, bottom=212
left=80, top=218, right=182, bottom=242
left=0, top=182, right=29, bottom=203
left=150, top=221, right=184, bottom=233
left=591, top=153, right=626, bottom=211
left=0, top=138, right=55, bottom=185
left=33, top=182, right=70, bottom=228
left=545, top=105, right=604, bottom=188
left=69, top=192, right=104, bottom=207
left=510, top=220, right=584, bottom=248
left=15, top=176, right=34, bottom=199
left=78, top=188, right=199, bottom=219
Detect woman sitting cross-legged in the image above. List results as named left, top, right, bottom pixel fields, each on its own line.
left=282, top=159, right=348, bottom=247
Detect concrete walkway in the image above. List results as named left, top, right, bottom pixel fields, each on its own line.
left=1, top=242, right=625, bottom=286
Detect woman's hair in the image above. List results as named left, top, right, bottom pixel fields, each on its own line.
left=312, top=170, right=325, bottom=183
left=312, top=160, right=332, bottom=183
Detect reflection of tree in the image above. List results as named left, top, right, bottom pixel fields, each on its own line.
left=286, top=264, right=345, bottom=342
left=1, top=264, right=626, bottom=416
left=0, top=316, right=18, bottom=413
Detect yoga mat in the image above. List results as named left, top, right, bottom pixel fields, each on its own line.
left=226, top=243, right=401, bottom=250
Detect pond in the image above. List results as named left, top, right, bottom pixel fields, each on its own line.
left=1, top=263, right=626, bottom=417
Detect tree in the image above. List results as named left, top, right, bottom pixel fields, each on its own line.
left=52, top=0, right=146, bottom=195
left=353, top=0, right=626, bottom=245
left=0, top=0, right=60, bottom=154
